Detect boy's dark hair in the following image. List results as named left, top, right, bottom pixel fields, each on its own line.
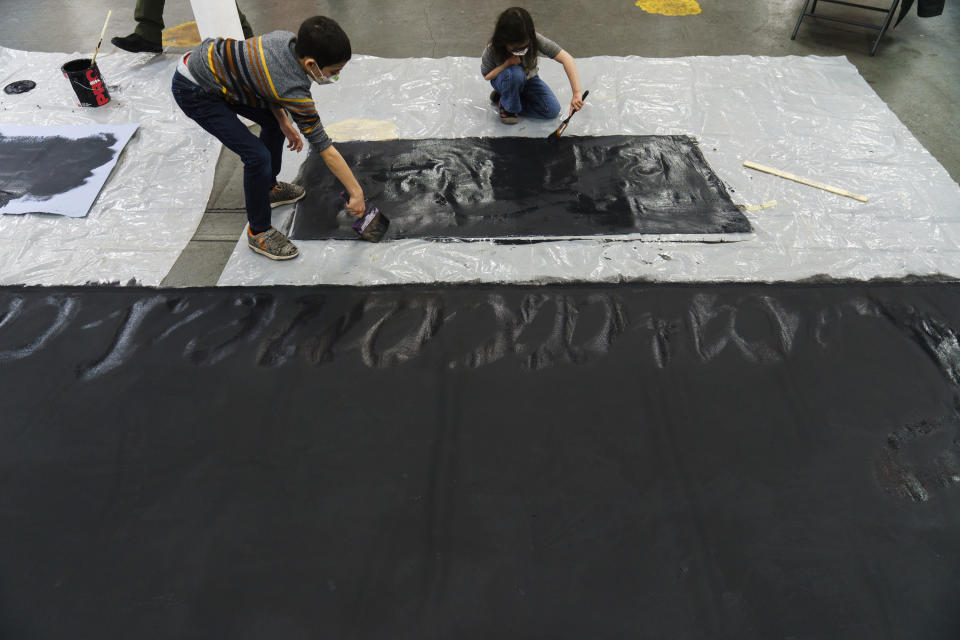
left=491, top=7, right=538, bottom=61
left=296, top=16, right=352, bottom=66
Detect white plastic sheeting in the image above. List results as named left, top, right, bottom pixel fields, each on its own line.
left=0, top=46, right=219, bottom=285
left=219, top=55, right=960, bottom=286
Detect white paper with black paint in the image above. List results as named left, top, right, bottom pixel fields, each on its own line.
left=0, top=123, right=139, bottom=217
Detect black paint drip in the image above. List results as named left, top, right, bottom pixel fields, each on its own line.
left=289, top=135, right=751, bottom=241
left=0, top=132, right=118, bottom=209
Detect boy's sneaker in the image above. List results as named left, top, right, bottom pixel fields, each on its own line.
left=490, top=90, right=500, bottom=104
left=111, top=33, right=162, bottom=54
left=247, top=227, right=299, bottom=260
left=269, top=182, right=306, bottom=208
left=498, top=101, right=518, bottom=125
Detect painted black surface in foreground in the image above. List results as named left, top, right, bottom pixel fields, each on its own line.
left=1, top=283, right=959, bottom=638
left=290, top=135, right=751, bottom=240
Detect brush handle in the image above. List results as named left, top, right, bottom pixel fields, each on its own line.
left=551, top=89, right=589, bottom=138
left=571, top=89, right=590, bottom=114
left=91, top=9, right=113, bottom=66
left=566, top=89, right=589, bottom=121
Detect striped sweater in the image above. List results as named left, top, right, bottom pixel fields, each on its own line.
left=186, top=30, right=332, bottom=151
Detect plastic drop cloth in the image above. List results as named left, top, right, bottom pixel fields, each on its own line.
left=0, top=46, right=219, bottom=285
left=219, top=55, right=960, bottom=286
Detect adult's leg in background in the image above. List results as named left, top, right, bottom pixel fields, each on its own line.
left=133, top=0, right=166, bottom=43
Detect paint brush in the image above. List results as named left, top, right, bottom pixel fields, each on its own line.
left=90, top=10, right=113, bottom=67
left=548, top=90, right=589, bottom=139
left=341, top=191, right=390, bottom=242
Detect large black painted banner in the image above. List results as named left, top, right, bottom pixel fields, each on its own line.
left=290, top=136, right=751, bottom=241
left=1, top=283, right=959, bottom=638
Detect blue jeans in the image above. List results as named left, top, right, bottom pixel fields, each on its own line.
left=491, top=66, right=561, bottom=119
left=171, top=72, right=283, bottom=233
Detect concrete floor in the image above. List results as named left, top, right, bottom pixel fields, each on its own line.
left=2, top=1, right=958, bottom=285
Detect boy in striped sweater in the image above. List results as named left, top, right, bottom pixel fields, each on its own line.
left=172, top=16, right=364, bottom=260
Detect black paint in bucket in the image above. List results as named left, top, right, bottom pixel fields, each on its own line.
left=61, top=59, right=110, bottom=107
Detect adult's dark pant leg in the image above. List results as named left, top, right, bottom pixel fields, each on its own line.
left=133, top=0, right=166, bottom=43
left=236, top=3, right=254, bottom=39
left=137, top=0, right=253, bottom=44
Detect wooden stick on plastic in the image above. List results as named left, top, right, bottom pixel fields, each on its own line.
left=743, top=160, right=868, bottom=203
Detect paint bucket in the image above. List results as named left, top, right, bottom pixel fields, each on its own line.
left=61, top=58, right=110, bottom=107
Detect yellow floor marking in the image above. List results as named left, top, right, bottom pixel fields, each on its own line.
left=635, top=0, right=702, bottom=16
left=325, top=119, right=399, bottom=142
left=162, top=21, right=201, bottom=48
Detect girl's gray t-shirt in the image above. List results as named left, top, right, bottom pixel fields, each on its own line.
left=480, top=32, right=562, bottom=80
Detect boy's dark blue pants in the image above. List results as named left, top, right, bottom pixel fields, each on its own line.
left=172, top=72, right=282, bottom=233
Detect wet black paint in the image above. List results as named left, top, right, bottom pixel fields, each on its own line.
left=2, top=80, right=36, bottom=95
left=1, top=283, right=959, bottom=638
left=0, top=133, right=118, bottom=210
left=290, top=135, right=751, bottom=241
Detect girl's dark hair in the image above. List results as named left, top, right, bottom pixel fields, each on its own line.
left=491, top=7, right=538, bottom=61
left=295, top=16, right=352, bottom=66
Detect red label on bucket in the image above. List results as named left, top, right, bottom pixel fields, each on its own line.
left=85, top=69, right=109, bottom=106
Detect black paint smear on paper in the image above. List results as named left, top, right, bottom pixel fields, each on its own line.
left=290, top=135, right=751, bottom=241
left=2, top=282, right=960, bottom=638
left=0, top=132, right=118, bottom=210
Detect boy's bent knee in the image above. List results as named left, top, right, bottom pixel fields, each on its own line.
left=241, top=146, right=273, bottom=173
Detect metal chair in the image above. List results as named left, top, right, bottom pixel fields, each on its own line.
left=791, top=0, right=902, bottom=56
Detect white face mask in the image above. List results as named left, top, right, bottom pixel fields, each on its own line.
left=308, top=63, right=339, bottom=85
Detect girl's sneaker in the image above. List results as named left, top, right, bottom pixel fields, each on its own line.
left=269, top=182, right=306, bottom=208
left=498, top=102, right=518, bottom=125
left=247, top=227, right=300, bottom=260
